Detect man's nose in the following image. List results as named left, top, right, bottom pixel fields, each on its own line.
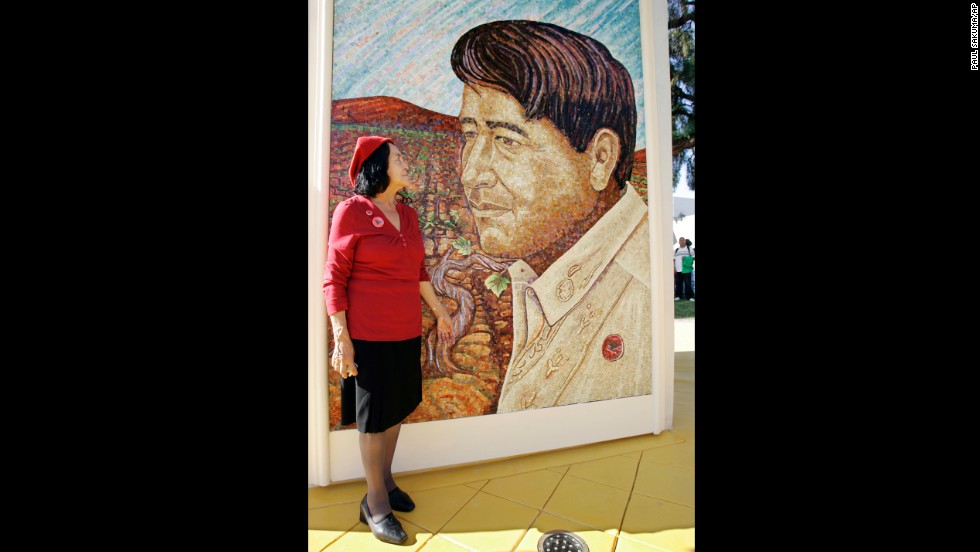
left=461, top=134, right=496, bottom=190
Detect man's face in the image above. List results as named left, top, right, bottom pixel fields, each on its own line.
left=458, top=84, right=597, bottom=259
left=679, top=238, right=685, bottom=247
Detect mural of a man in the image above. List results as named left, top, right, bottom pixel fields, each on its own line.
left=451, top=20, right=652, bottom=413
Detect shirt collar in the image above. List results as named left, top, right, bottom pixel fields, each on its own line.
left=509, top=185, right=648, bottom=326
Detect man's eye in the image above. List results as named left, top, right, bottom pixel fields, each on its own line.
left=463, top=131, right=477, bottom=140
left=495, top=136, right=516, bottom=146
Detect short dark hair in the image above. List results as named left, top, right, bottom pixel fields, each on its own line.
left=451, top=20, right=636, bottom=189
left=353, top=142, right=391, bottom=197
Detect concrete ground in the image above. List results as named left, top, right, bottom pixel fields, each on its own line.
left=309, top=319, right=695, bottom=552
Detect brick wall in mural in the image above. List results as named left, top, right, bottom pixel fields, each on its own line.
left=327, top=4, right=651, bottom=430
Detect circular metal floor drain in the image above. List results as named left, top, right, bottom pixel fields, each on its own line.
left=537, top=530, right=590, bottom=552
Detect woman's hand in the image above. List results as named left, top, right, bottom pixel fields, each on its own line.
left=420, top=283, right=455, bottom=345
left=331, top=336, right=358, bottom=379
left=436, top=313, right=453, bottom=343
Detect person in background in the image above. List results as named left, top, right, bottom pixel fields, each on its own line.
left=674, top=237, right=695, bottom=301
left=684, top=239, right=695, bottom=300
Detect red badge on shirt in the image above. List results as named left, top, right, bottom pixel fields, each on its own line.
left=372, top=216, right=384, bottom=227
left=602, top=334, right=624, bottom=361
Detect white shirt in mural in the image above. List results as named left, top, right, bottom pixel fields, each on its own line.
left=497, top=184, right=652, bottom=413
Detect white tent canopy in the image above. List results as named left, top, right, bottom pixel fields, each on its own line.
left=671, top=196, right=695, bottom=247
left=673, top=197, right=694, bottom=220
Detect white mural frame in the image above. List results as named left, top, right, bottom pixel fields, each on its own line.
left=309, top=0, right=674, bottom=486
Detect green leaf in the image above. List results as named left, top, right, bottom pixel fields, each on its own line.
left=422, top=212, right=436, bottom=231
left=451, top=237, right=472, bottom=256
left=485, top=273, right=510, bottom=297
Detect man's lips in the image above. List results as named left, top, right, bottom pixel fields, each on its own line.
left=469, top=200, right=510, bottom=218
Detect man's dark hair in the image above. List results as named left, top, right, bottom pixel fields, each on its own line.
left=353, top=142, right=391, bottom=197
left=451, top=20, right=636, bottom=189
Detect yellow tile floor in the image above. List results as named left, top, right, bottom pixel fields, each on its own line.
left=309, top=349, right=694, bottom=552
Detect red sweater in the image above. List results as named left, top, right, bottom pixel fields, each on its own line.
left=323, top=195, right=430, bottom=341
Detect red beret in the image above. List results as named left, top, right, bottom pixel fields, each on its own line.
left=348, top=136, right=394, bottom=187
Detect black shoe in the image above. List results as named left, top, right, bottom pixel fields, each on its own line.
left=388, top=486, right=415, bottom=512
left=359, top=495, right=408, bottom=545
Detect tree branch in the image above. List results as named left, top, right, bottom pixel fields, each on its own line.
left=672, top=107, right=692, bottom=119
left=672, top=88, right=695, bottom=102
left=672, top=136, right=695, bottom=156
left=669, top=11, right=695, bottom=29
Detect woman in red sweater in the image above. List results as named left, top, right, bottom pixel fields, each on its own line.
left=323, top=136, right=452, bottom=545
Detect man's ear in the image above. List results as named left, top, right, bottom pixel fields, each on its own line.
left=587, top=128, right=621, bottom=192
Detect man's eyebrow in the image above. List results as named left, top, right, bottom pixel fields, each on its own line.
left=486, top=121, right=528, bottom=137
left=459, top=117, right=530, bottom=138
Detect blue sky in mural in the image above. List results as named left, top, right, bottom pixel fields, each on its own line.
left=331, top=0, right=647, bottom=149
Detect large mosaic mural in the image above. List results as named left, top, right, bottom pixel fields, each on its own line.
left=327, top=0, right=653, bottom=430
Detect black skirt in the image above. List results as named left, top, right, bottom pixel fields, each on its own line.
left=341, top=336, right=423, bottom=433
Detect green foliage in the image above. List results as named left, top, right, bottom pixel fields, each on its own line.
left=669, top=0, right=695, bottom=192
left=420, top=210, right=462, bottom=234
left=443, top=209, right=462, bottom=231
left=451, top=237, right=472, bottom=256
left=485, top=273, right=510, bottom=298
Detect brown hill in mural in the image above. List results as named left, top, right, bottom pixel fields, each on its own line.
left=334, top=96, right=650, bottom=165
left=631, top=149, right=648, bottom=202
left=332, top=96, right=461, bottom=132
